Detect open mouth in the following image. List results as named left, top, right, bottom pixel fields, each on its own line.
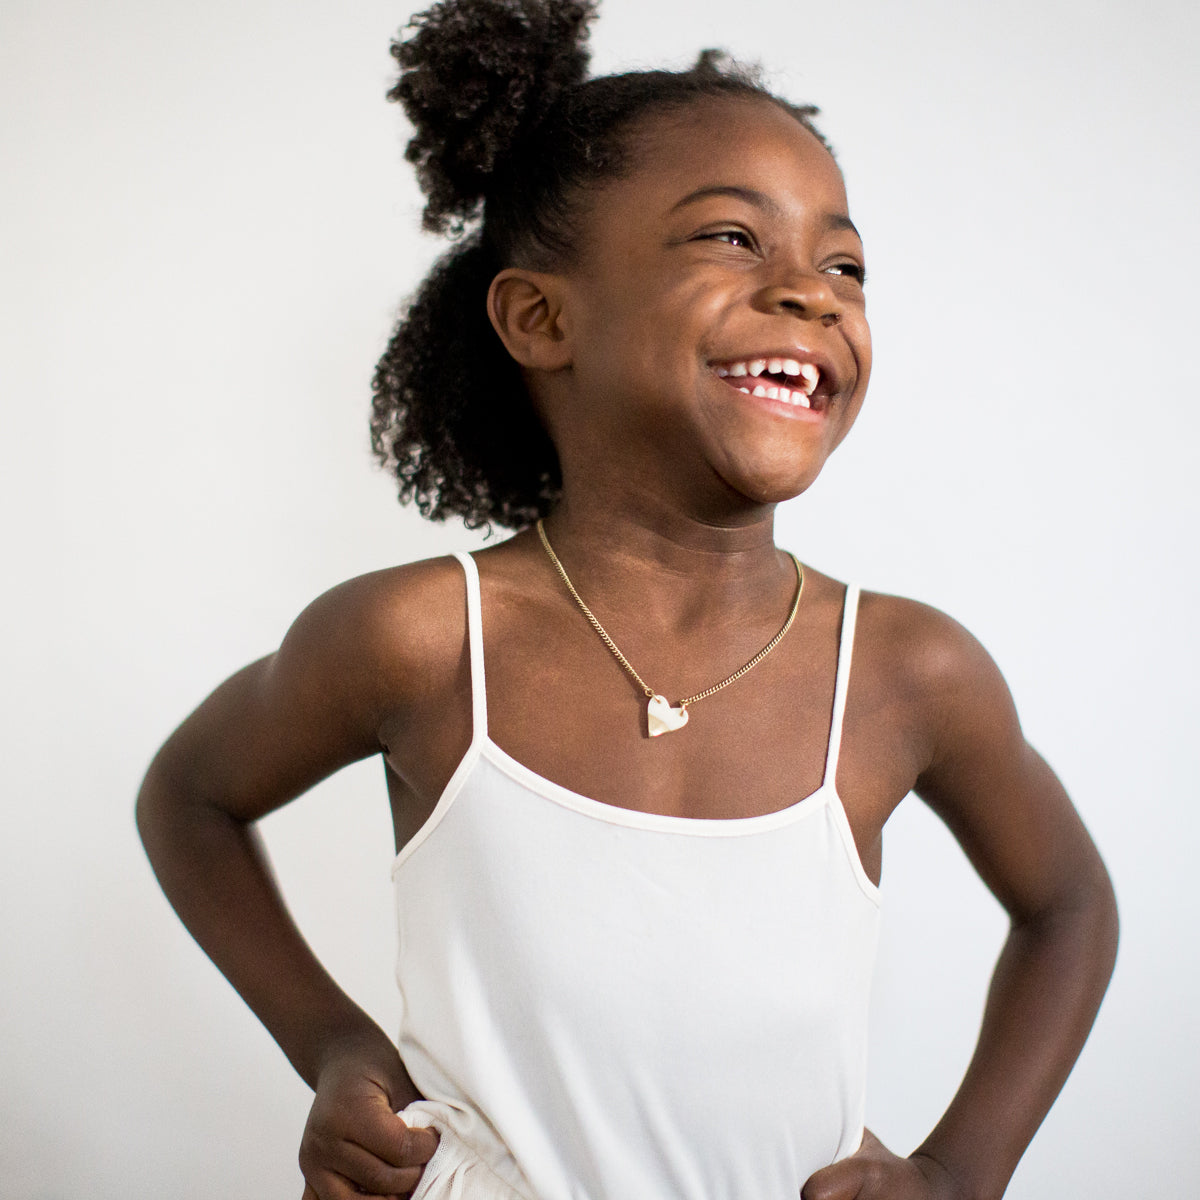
left=713, top=357, right=828, bottom=411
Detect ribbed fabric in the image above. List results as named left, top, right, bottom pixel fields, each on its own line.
left=391, top=552, right=881, bottom=1200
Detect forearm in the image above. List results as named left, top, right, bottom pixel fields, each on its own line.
left=136, top=756, right=417, bottom=1101
left=911, top=872, right=1118, bottom=1199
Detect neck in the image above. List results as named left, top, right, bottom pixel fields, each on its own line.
left=555, top=445, right=783, bottom=545
left=537, top=485, right=794, bottom=633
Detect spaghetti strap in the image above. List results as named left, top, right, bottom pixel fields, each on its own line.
left=452, top=551, right=488, bottom=744
left=822, top=584, right=860, bottom=790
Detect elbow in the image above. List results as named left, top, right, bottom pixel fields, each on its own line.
left=1072, top=851, right=1120, bottom=973
left=1017, top=854, right=1120, bottom=987
left=135, top=752, right=173, bottom=861
left=1093, top=862, right=1120, bottom=976
left=135, top=747, right=208, bottom=864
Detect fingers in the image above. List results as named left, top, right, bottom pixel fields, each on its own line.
left=300, top=1163, right=419, bottom=1200
left=300, top=1059, right=441, bottom=1200
left=801, top=1131, right=938, bottom=1200
left=801, top=1161, right=865, bottom=1200
left=333, top=1146, right=428, bottom=1195
left=353, top=1111, right=440, bottom=1169
left=801, top=1129, right=887, bottom=1200
left=300, top=1119, right=438, bottom=1200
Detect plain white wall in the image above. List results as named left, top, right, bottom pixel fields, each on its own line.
left=2, top=0, right=1197, bottom=1195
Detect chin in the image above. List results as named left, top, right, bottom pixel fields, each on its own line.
left=711, top=439, right=831, bottom=506
left=729, top=472, right=820, bottom=507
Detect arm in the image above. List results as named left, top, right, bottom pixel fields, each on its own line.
left=804, top=610, right=1118, bottom=1200
left=136, top=574, right=439, bottom=1198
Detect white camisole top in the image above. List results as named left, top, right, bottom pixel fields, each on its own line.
left=390, top=552, right=881, bottom=1200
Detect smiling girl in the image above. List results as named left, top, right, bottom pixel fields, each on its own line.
left=136, top=1, right=1118, bottom=1197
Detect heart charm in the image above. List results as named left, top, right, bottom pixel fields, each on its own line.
left=647, top=694, right=689, bottom=737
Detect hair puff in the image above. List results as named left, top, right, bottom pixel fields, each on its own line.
left=390, top=0, right=598, bottom=234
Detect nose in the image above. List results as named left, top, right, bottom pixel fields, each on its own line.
left=753, top=272, right=842, bottom=327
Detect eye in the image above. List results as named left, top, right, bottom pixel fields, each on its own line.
left=699, top=229, right=757, bottom=251
left=825, top=260, right=867, bottom=285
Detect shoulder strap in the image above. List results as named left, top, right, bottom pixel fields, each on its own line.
left=452, top=551, right=488, bottom=744
left=822, top=584, right=861, bottom=789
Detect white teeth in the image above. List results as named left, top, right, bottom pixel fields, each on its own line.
left=736, top=378, right=814, bottom=409
left=721, top=357, right=822, bottom=403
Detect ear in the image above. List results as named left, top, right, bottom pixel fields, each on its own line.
left=487, top=268, right=573, bottom=373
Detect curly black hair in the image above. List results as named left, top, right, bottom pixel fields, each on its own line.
left=371, top=0, right=828, bottom=531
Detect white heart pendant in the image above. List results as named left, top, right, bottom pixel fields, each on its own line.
left=647, top=694, right=689, bottom=737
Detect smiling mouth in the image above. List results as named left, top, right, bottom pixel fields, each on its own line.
left=714, top=357, right=826, bottom=410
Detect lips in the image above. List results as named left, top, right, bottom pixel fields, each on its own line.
left=710, top=351, right=838, bottom=411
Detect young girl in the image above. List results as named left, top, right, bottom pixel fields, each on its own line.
left=137, top=1, right=1118, bottom=1197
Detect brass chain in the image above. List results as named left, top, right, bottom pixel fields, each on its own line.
left=535, top=519, right=804, bottom=710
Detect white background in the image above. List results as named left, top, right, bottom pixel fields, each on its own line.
left=3, top=0, right=1197, bottom=1195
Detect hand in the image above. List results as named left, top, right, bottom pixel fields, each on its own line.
left=298, top=1051, right=438, bottom=1199
left=801, top=1129, right=964, bottom=1200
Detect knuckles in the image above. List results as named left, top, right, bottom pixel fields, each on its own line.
left=800, top=1164, right=858, bottom=1200
left=358, top=1161, right=407, bottom=1194
left=801, top=1157, right=912, bottom=1200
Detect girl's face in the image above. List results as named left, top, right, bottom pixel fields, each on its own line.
left=554, top=96, right=871, bottom=514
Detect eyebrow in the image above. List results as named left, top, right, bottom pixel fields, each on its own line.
left=669, top=185, right=862, bottom=240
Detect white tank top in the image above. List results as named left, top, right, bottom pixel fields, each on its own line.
left=391, top=552, right=881, bottom=1200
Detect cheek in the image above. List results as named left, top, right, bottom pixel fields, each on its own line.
left=855, top=323, right=873, bottom=390
left=842, top=304, right=872, bottom=392
left=599, top=280, right=725, bottom=370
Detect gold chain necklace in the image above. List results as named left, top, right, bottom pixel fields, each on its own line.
left=536, top=519, right=804, bottom=737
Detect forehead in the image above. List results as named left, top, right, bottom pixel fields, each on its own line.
left=589, top=96, right=850, bottom=232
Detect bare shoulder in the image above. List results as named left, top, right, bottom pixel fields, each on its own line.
left=854, top=589, right=1001, bottom=699
left=275, top=553, right=472, bottom=727
left=845, top=587, right=1022, bottom=789
left=148, top=555, right=474, bottom=821
left=285, top=554, right=468, bottom=669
